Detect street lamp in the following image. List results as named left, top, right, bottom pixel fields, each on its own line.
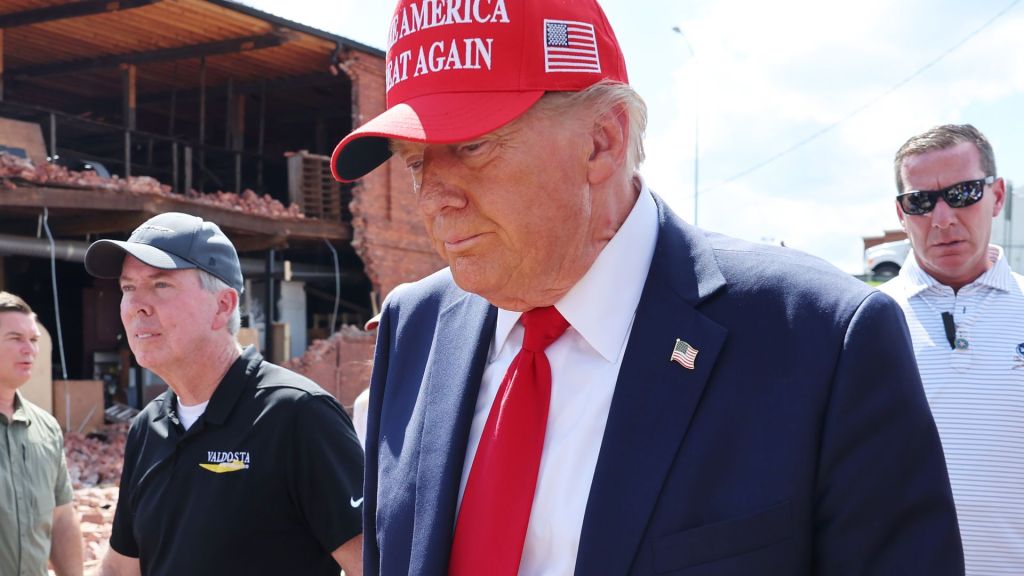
left=672, top=25, right=699, bottom=227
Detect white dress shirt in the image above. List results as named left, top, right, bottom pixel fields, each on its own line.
left=456, top=185, right=659, bottom=575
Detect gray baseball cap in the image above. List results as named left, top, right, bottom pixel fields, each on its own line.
left=85, top=212, right=244, bottom=293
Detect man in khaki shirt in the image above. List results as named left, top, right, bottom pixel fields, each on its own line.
left=0, top=291, right=83, bottom=576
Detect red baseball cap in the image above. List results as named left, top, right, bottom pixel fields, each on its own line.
left=331, top=0, right=629, bottom=182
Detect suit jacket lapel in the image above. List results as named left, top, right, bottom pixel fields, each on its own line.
left=409, top=293, right=496, bottom=574
left=576, top=197, right=729, bottom=575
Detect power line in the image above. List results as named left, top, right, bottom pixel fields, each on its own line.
left=701, top=0, right=1022, bottom=194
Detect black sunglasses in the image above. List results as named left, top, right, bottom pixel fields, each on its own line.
left=897, top=176, right=995, bottom=216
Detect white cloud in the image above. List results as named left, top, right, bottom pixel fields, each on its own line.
left=638, top=0, right=1024, bottom=272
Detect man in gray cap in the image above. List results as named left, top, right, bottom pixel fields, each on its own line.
left=85, top=212, right=364, bottom=576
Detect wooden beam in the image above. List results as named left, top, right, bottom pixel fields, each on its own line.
left=232, top=93, right=245, bottom=151
left=49, top=213, right=145, bottom=236
left=232, top=234, right=288, bottom=253
left=0, top=0, right=161, bottom=28
left=36, top=72, right=345, bottom=121
left=257, top=81, right=266, bottom=192
left=121, top=64, right=137, bottom=130
left=198, top=57, right=206, bottom=191
left=223, top=78, right=234, bottom=149
left=0, top=185, right=350, bottom=241
left=12, top=31, right=296, bottom=79
left=0, top=29, right=5, bottom=101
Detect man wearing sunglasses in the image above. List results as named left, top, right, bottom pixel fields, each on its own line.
left=881, top=124, right=1023, bottom=574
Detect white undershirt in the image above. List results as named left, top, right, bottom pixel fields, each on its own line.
left=177, top=399, right=209, bottom=431
left=456, top=185, right=659, bottom=575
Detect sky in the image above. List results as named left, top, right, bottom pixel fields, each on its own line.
left=241, top=0, right=1024, bottom=273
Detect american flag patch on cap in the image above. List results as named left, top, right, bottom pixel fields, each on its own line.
left=544, top=19, right=601, bottom=73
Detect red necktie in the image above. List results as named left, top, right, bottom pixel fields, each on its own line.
left=449, top=306, right=570, bottom=576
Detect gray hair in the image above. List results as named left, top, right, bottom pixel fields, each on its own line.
left=536, top=80, right=648, bottom=174
left=893, top=124, right=996, bottom=194
left=197, top=270, right=241, bottom=335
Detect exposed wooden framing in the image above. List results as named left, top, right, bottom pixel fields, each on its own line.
left=167, top=87, right=177, bottom=136
left=232, top=93, right=246, bottom=151
left=12, top=31, right=296, bottom=79
left=171, top=142, right=178, bottom=193
left=121, top=63, right=136, bottom=178
left=223, top=78, right=233, bottom=149
left=121, top=64, right=137, bottom=130
left=0, top=186, right=350, bottom=241
left=49, top=213, right=145, bottom=236
left=234, top=153, right=242, bottom=194
left=198, top=57, right=206, bottom=192
left=232, top=235, right=287, bottom=253
left=257, top=80, right=266, bottom=193
left=0, top=0, right=162, bottom=28
left=48, top=112, right=56, bottom=157
left=184, top=145, right=193, bottom=192
left=123, top=131, right=131, bottom=178
left=131, top=72, right=341, bottom=108
left=0, top=29, right=5, bottom=101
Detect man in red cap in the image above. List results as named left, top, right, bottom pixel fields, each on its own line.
left=333, top=1, right=963, bottom=574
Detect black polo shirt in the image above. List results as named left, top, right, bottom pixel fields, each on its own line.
left=110, top=346, right=363, bottom=576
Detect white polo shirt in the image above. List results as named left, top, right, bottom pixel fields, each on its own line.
left=456, top=185, right=659, bottom=575
left=880, top=246, right=1024, bottom=575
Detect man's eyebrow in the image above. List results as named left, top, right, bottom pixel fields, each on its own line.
left=119, top=270, right=174, bottom=283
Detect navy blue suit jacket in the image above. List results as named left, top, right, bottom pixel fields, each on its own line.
left=364, top=196, right=963, bottom=575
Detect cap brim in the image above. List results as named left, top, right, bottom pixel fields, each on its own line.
left=85, top=239, right=195, bottom=279
left=331, top=90, right=545, bottom=182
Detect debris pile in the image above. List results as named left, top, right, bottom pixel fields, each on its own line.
left=64, top=424, right=129, bottom=568
left=65, top=424, right=128, bottom=489
left=0, top=153, right=305, bottom=219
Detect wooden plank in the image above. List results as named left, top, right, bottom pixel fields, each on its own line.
left=121, top=63, right=137, bottom=130
left=183, top=145, right=192, bottom=192
left=233, top=234, right=288, bottom=253
left=0, top=28, right=5, bottom=101
left=11, top=31, right=296, bottom=78
left=0, top=185, right=350, bottom=241
left=49, top=213, right=147, bottom=236
left=0, top=0, right=162, bottom=29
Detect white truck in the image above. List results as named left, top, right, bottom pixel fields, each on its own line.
left=863, top=239, right=911, bottom=280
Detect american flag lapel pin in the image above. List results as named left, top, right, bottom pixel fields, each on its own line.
left=670, top=339, right=698, bottom=370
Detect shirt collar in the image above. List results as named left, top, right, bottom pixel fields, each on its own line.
left=164, top=346, right=261, bottom=427
left=899, top=244, right=1012, bottom=296
left=492, top=183, right=659, bottom=363
left=6, top=391, right=31, bottom=425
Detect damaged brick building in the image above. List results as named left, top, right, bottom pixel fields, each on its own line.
left=0, top=0, right=444, bottom=425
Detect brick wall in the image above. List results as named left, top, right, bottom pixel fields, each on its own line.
left=282, top=326, right=376, bottom=415
left=345, top=52, right=447, bottom=300
left=287, top=50, right=447, bottom=410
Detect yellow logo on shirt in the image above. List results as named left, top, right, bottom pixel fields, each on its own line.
left=199, top=451, right=250, bottom=473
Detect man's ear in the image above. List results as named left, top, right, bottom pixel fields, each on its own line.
left=212, top=288, right=239, bottom=332
left=991, top=177, right=1006, bottom=217
left=587, top=103, right=629, bottom=185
